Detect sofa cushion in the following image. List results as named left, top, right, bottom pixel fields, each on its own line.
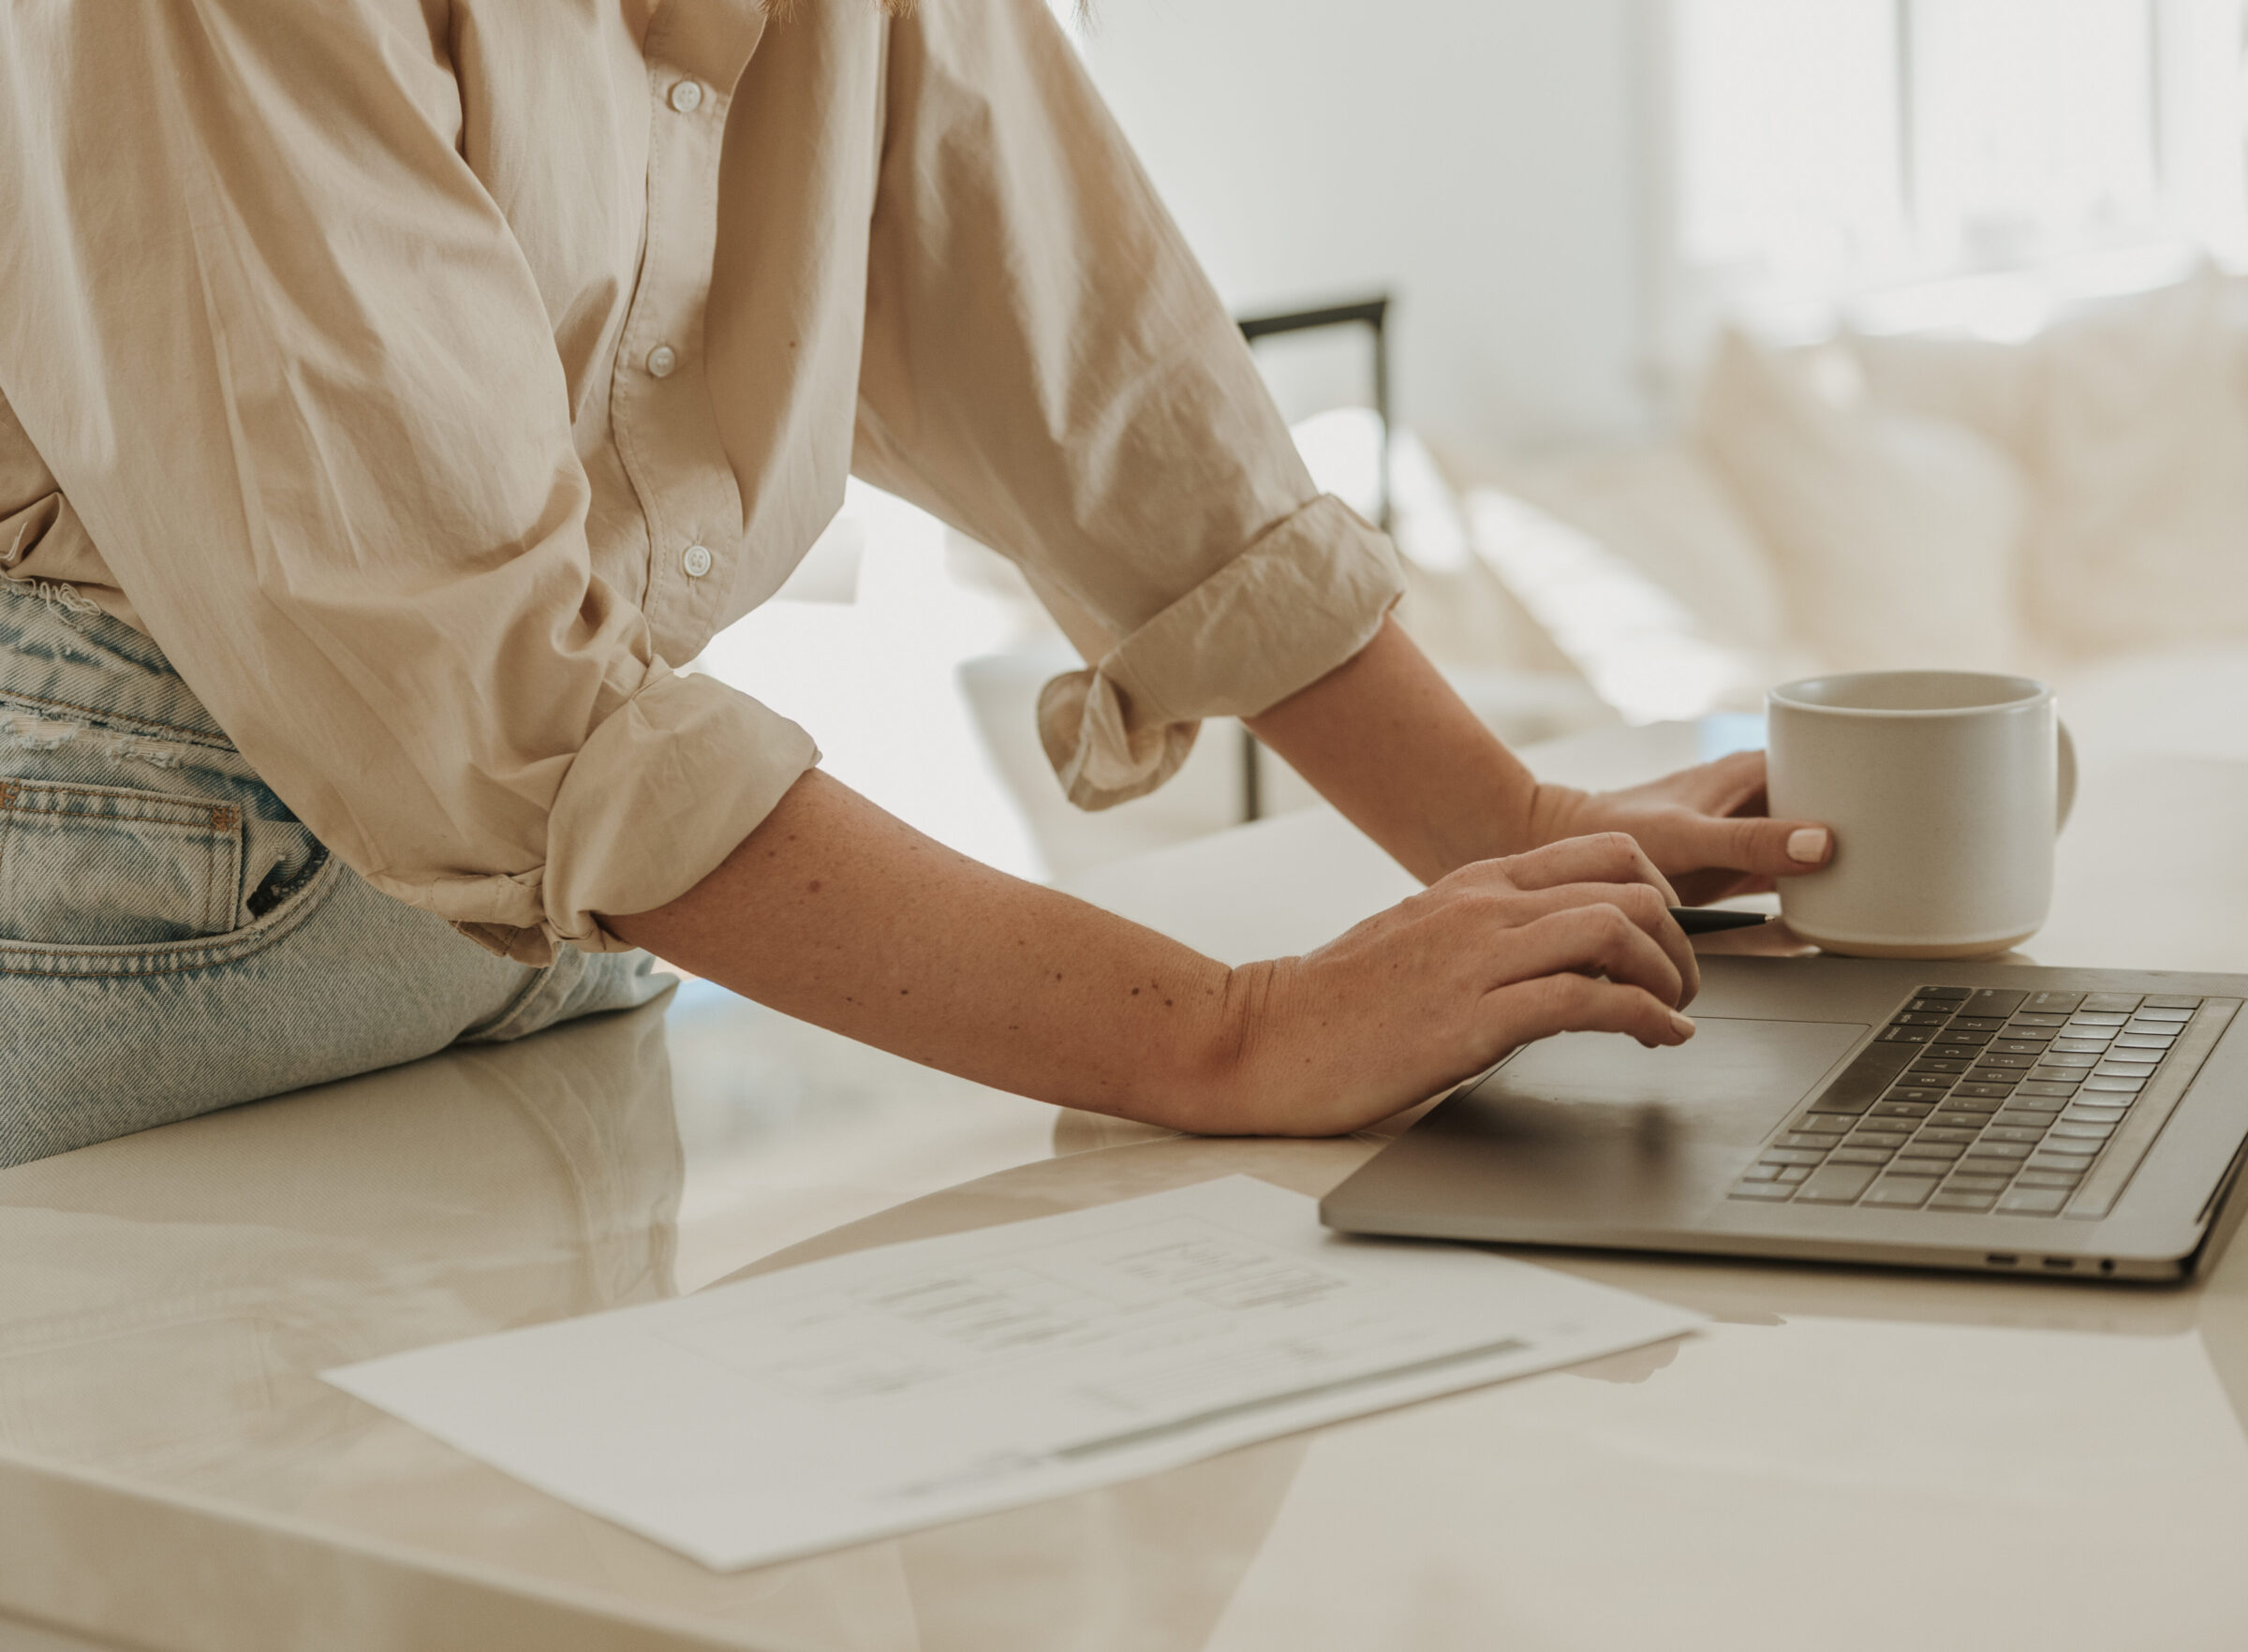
left=2019, top=270, right=2248, bottom=656
left=1694, top=328, right=2026, bottom=674
left=1494, top=444, right=1799, bottom=662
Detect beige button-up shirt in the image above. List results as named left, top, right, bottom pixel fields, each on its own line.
left=0, top=0, right=1399, bottom=963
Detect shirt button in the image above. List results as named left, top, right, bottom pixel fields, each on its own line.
left=681, top=543, right=714, bottom=579
left=645, top=344, right=678, bottom=378
left=669, top=79, right=703, bottom=114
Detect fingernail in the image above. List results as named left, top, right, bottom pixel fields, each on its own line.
left=1786, top=827, right=1830, bottom=864
left=1669, top=1011, right=1696, bottom=1040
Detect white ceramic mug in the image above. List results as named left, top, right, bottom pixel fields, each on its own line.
left=1766, top=671, right=2077, bottom=959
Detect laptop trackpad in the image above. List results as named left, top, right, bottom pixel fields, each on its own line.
left=1413, top=1016, right=1867, bottom=1221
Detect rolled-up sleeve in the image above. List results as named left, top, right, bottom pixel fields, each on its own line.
left=0, top=3, right=812, bottom=964
left=851, top=0, right=1404, bottom=809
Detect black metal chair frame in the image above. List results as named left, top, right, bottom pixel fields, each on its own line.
left=1233, top=294, right=1394, bottom=821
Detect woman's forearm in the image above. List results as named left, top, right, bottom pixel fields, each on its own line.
left=601, top=769, right=1249, bottom=1129
left=1245, top=615, right=1540, bottom=882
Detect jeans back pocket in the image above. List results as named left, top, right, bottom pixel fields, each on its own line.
left=0, top=779, right=244, bottom=946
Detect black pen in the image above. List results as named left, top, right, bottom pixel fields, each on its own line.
left=1669, top=907, right=1775, bottom=935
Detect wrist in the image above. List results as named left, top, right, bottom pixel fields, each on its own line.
left=1521, top=781, right=1591, bottom=852
left=1161, top=958, right=1283, bottom=1135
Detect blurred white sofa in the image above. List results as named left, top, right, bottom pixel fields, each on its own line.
left=963, top=264, right=2248, bottom=878
left=1468, top=264, right=2248, bottom=716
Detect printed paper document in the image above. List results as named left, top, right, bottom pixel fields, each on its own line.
left=326, top=1176, right=1701, bottom=1570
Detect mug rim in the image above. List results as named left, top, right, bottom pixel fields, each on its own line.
left=1768, top=669, right=2050, bottom=719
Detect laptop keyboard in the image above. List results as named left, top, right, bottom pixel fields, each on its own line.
left=1728, top=987, right=2241, bottom=1217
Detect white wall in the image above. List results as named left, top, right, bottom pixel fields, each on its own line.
left=1070, top=0, right=1659, bottom=454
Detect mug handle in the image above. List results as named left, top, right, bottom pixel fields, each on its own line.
left=2056, top=718, right=2078, bottom=833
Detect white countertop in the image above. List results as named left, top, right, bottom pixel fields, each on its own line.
left=5, top=719, right=2247, bottom=1652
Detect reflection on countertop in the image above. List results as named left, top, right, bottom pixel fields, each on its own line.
left=0, top=998, right=685, bottom=1494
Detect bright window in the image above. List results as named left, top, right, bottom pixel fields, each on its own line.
left=1676, top=0, right=2248, bottom=305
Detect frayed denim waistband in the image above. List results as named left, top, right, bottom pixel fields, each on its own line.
left=0, top=575, right=235, bottom=753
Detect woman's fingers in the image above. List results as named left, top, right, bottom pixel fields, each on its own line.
left=1489, top=832, right=1681, bottom=906
left=1482, top=879, right=1699, bottom=1008
left=1479, top=972, right=1695, bottom=1055
left=1656, top=810, right=1833, bottom=879
left=1472, top=901, right=1690, bottom=1009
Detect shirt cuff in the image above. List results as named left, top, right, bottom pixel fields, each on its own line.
left=408, top=665, right=820, bottom=965
left=1035, top=494, right=1404, bottom=810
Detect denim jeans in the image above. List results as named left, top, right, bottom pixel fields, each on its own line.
left=0, top=577, right=670, bottom=1165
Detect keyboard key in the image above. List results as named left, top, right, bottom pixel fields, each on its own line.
left=1936, top=1029, right=1994, bottom=1046
left=1872, top=1101, right=1935, bottom=1119
left=1997, top=1187, right=2071, bottom=1216
left=1954, top=1083, right=2018, bottom=1099
left=2080, top=1078, right=2145, bottom=1095
left=1897, top=1142, right=1964, bottom=1161
left=1827, top=1146, right=1896, bottom=1165
left=2048, top=1123, right=2113, bottom=1143
left=2079, top=994, right=2144, bottom=1013
left=1740, top=1161, right=1783, bottom=1180
left=2009, top=1013, right=2072, bottom=1028
left=2139, top=996, right=2201, bottom=1010
left=2038, top=1051, right=2103, bottom=1066
left=1732, top=1182, right=1797, bottom=1201
left=1983, top=1126, right=2048, bottom=1144
left=1963, top=1141, right=2034, bottom=1161
left=1864, top=1176, right=1940, bottom=1207
left=2031, top=1068, right=2095, bottom=1084
left=1931, top=1112, right=1995, bottom=1130
left=1990, top=1109, right=2055, bottom=1128
left=1849, top=1129, right=1913, bottom=1146
left=1808, top=1092, right=1875, bottom=1116
left=1946, top=1172, right=2014, bottom=1191
left=1966, top=990, right=2028, bottom=1015
left=1915, top=986, right=1973, bottom=1000
left=1776, top=1165, right=1813, bottom=1183
left=1908, top=998, right=1964, bottom=1013
left=1930, top=1189, right=1999, bottom=1211
left=1806, top=1039, right=1921, bottom=1115
left=1915, top=1127, right=1984, bottom=1144
left=2026, top=992, right=2084, bottom=1012
left=1760, top=1147, right=1830, bottom=1165
left=2002, top=1095, right=2066, bottom=1114
left=1790, top=1114, right=1854, bottom=1135
left=2063, top=1110, right=2130, bottom=1128
left=2016, top=1082, right=2080, bottom=1099
left=1965, top=1069, right=2022, bottom=1087
left=1972, top=1054, right=2036, bottom=1069
left=1886, top=1087, right=1953, bottom=1104
left=2114, top=1033, right=2176, bottom=1050
left=1880, top=1026, right=1937, bottom=1044
left=1780, top=1132, right=1844, bottom=1149
left=1989, top=1040, right=2050, bottom=1055
left=2065, top=1013, right=2130, bottom=1028
left=1911, top=1058, right=1974, bottom=1075
left=1796, top=1163, right=1882, bottom=1202
left=2028, top=1150, right=2101, bottom=1173
left=2015, top=1169, right=2084, bottom=1188
left=1897, top=1010, right=1953, bottom=1025
left=1953, top=1013, right=2014, bottom=1030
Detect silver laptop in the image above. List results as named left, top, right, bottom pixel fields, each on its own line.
left=1320, top=958, right=2248, bottom=1282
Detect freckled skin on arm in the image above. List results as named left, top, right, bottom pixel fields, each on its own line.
left=605, top=769, right=1252, bottom=1128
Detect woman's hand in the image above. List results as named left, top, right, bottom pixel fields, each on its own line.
left=1198, top=833, right=1699, bottom=1137
left=1527, top=749, right=1833, bottom=907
